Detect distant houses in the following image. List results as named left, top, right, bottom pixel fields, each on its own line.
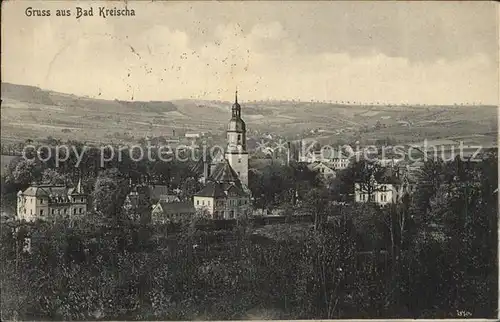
left=300, top=147, right=351, bottom=171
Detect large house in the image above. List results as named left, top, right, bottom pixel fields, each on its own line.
left=16, top=179, right=87, bottom=222
left=193, top=91, right=252, bottom=219
left=354, top=167, right=415, bottom=206
left=151, top=200, right=195, bottom=223
left=307, top=161, right=337, bottom=180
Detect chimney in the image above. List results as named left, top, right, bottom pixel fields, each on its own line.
left=203, top=160, right=209, bottom=184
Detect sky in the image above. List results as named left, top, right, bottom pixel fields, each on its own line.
left=2, top=1, right=498, bottom=105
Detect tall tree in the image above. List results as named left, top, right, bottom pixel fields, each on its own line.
left=92, top=168, right=128, bottom=223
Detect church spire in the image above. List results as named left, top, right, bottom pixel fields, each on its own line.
left=232, top=88, right=241, bottom=118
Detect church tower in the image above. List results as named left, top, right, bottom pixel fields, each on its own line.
left=225, top=90, right=248, bottom=186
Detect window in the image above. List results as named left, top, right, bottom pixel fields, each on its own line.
left=237, top=134, right=241, bottom=143
left=51, top=209, right=55, bottom=215
left=79, top=208, right=83, bottom=214
left=40, top=209, right=44, bottom=216
left=229, top=211, right=234, bottom=219
left=81, top=197, right=84, bottom=202
left=40, top=199, right=44, bottom=204
left=238, top=158, right=241, bottom=163
left=64, top=209, right=67, bottom=214
left=73, top=209, right=77, bottom=215
left=197, top=200, right=199, bottom=205
left=202, top=200, right=205, bottom=205
left=208, top=200, right=211, bottom=206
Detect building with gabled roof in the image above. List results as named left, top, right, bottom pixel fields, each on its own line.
left=307, top=161, right=337, bottom=180
left=193, top=91, right=252, bottom=219
left=354, top=166, right=415, bottom=205
left=151, top=200, right=195, bottom=224
left=16, top=179, right=87, bottom=222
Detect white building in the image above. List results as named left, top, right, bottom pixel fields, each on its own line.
left=354, top=168, right=414, bottom=206
left=300, top=148, right=350, bottom=170
left=17, top=180, right=87, bottom=222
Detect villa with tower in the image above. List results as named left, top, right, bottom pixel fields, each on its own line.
left=192, top=91, right=252, bottom=219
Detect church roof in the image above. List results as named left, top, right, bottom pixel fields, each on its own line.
left=191, top=155, right=213, bottom=174
left=209, top=159, right=240, bottom=183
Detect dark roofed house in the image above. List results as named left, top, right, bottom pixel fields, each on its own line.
left=148, top=184, right=180, bottom=203
left=195, top=181, right=228, bottom=198
left=151, top=200, right=195, bottom=224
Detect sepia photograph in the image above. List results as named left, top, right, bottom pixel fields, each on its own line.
left=1, top=0, right=498, bottom=320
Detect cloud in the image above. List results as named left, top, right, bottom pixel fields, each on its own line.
left=250, top=22, right=287, bottom=40
left=1, top=0, right=498, bottom=104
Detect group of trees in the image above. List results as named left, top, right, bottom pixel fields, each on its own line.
left=246, top=150, right=498, bottom=318
left=248, top=162, right=321, bottom=213
left=0, top=136, right=497, bottom=319
left=1, top=213, right=381, bottom=320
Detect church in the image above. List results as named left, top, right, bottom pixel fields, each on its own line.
left=192, top=91, right=252, bottom=219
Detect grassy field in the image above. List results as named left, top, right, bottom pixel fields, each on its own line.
left=1, top=82, right=497, bottom=147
